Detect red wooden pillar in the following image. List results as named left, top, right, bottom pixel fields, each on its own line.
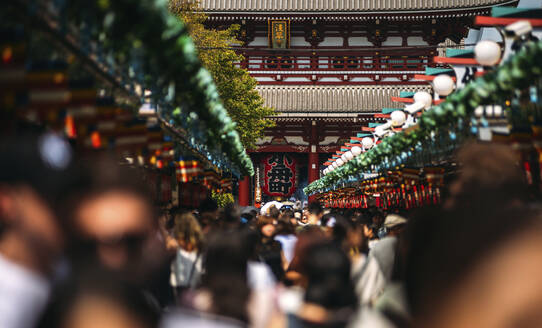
left=238, top=176, right=250, bottom=206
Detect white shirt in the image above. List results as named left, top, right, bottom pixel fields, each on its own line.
left=247, top=261, right=276, bottom=290
left=0, top=253, right=50, bottom=328
left=274, top=234, right=297, bottom=264
left=171, top=248, right=202, bottom=288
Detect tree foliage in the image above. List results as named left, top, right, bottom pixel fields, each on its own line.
left=169, top=0, right=275, bottom=150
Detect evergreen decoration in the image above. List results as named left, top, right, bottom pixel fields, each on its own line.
left=28, top=0, right=254, bottom=177
left=305, top=40, right=542, bottom=195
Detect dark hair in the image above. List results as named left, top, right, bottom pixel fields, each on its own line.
left=218, top=204, right=241, bottom=227
left=301, top=242, right=357, bottom=310
left=199, top=197, right=218, bottom=214
left=275, top=219, right=295, bottom=236
left=38, top=269, right=159, bottom=328
left=257, top=215, right=275, bottom=232
left=331, top=216, right=350, bottom=244
left=268, top=205, right=280, bottom=219
left=279, top=209, right=295, bottom=221
left=405, top=143, right=534, bottom=320
left=0, top=134, right=82, bottom=234
left=308, top=202, right=323, bottom=215
left=202, top=229, right=251, bottom=323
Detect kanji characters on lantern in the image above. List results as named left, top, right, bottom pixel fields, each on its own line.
left=263, top=154, right=296, bottom=197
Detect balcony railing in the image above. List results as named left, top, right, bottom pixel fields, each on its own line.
left=239, top=54, right=430, bottom=85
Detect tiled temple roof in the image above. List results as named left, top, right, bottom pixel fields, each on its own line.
left=256, top=85, right=431, bottom=115
left=200, top=0, right=517, bottom=13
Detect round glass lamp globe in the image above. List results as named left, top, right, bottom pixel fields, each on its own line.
left=362, top=137, right=374, bottom=149
left=414, top=91, right=433, bottom=109
left=475, top=40, right=501, bottom=66
left=391, top=111, right=407, bottom=127
left=433, top=74, right=455, bottom=96
left=351, top=146, right=362, bottom=156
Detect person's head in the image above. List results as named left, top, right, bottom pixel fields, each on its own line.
left=218, top=203, right=241, bottom=229
left=371, top=210, right=385, bottom=227
left=202, top=229, right=250, bottom=323
left=39, top=269, right=159, bottom=328
left=406, top=206, right=542, bottom=328
left=0, top=133, right=79, bottom=274
left=174, top=213, right=203, bottom=252
left=354, top=212, right=374, bottom=240
left=275, top=218, right=296, bottom=236
left=445, top=142, right=528, bottom=209
left=332, top=216, right=367, bottom=254
left=288, top=226, right=327, bottom=278
left=268, top=205, right=280, bottom=219
left=67, top=159, right=156, bottom=276
left=292, top=211, right=302, bottom=226
left=301, top=242, right=357, bottom=310
left=383, top=214, right=408, bottom=237
left=301, top=208, right=309, bottom=224
left=257, top=216, right=276, bottom=238
left=199, top=197, right=219, bottom=217
left=307, top=202, right=324, bottom=225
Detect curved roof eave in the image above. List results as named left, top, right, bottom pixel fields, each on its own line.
left=201, top=0, right=518, bottom=15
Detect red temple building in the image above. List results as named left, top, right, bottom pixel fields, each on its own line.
left=200, top=0, right=518, bottom=204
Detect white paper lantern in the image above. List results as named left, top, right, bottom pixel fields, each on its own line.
left=351, top=146, right=362, bottom=156
left=336, top=158, right=344, bottom=166
left=345, top=151, right=354, bottom=161
left=341, top=154, right=347, bottom=162
left=494, top=105, right=503, bottom=117
left=414, top=91, right=433, bottom=109
left=485, top=105, right=494, bottom=117
left=474, top=106, right=484, bottom=117
left=329, top=165, right=334, bottom=172
left=332, top=162, right=338, bottom=169
left=433, top=74, right=455, bottom=96
left=362, top=137, right=374, bottom=149
left=475, top=40, right=501, bottom=66
left=390, top=110, right=407, bottom=127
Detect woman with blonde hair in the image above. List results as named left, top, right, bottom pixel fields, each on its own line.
left=170, top=213, right=204, bottom=296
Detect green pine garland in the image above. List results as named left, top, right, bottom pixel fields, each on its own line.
left=305, top=40, right=542, bottom=195
left=40, top=0, right=254, bottom=176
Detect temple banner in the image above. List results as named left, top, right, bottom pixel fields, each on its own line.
left=263, top=154, right=296, bottom=197
left=268, top=20, right=290, bottom=49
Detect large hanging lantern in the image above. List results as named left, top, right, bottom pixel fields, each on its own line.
left=345, top=151, right=354, bottom=161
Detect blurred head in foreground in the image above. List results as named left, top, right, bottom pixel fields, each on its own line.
left=406, top=143, right=540, bottom=328
left=65, top=158, right=158, bottom=280
left=0, top=133, right=79, bottom=274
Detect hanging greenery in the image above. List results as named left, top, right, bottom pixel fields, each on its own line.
left=305, top=40, right=542, bottom=196
left=211, top=190, right=235, bottom=207
left=26, top=0, right=254, bottom=176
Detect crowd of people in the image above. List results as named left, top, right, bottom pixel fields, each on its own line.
left=2, top=133, right=542, bottom=328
